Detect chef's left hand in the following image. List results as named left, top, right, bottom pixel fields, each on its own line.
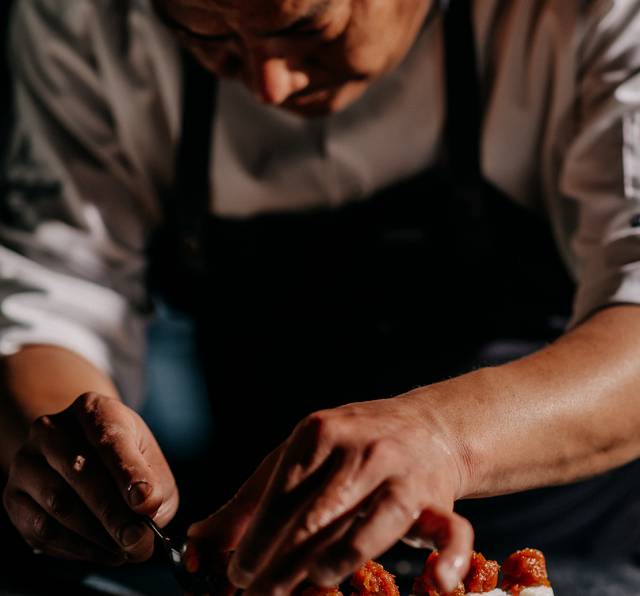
left=188, top=395, right=474, bottom=595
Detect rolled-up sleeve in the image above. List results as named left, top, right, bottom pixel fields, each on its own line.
left=560, top=0, right=640, bottom=327
left=0, top=0, right=159, bottom=407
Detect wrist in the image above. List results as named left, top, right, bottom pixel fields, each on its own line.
left=402, top=367, right=502, bottom=499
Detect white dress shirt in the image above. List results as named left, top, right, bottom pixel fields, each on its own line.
left=2, top=0, right=640, bottom=406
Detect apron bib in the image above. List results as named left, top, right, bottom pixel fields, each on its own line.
left=147, top=0, right=640, bottom=558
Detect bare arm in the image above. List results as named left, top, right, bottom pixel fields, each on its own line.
left=1, top=346, right=179, bottom=565
left=434, top=304, right=640, bottom=498
left=0, top=345, right=120, bottom=472
left=190, top=306, right=640, bottom=595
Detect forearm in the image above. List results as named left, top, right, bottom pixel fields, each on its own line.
left=0, top=344, right=120, bottom=471
left=412, top=305, right=640, bottom=499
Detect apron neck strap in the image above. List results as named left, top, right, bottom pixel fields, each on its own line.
left=443, top=0, right=482, bottom=185
left=171, top=51, right=217, bottom=270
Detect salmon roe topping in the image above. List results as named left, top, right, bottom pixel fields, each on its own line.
left=351, top=560, right=400, bottom=596
left=463, top=551, right=500, bottom=593
left=501, top=548, right=551, bottom=596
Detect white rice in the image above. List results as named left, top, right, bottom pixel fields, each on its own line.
left=467, top=588, right=553, bottom=596
left=519, top=587, right=554, bottom=596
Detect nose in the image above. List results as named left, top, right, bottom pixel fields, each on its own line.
left=251, top=55, right=310, bottom=105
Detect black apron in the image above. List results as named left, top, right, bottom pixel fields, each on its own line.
left=148, top=0, right=640, bottom=559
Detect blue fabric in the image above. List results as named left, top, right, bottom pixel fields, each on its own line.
left=140, top=299, right=213, bottom=461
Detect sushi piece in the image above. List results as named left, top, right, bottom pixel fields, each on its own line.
left=411, top=551, right=465, bottom=596
left=412, top=551, right=507, bottom=596
left=351, top=560, right=401, bottom=596
left=463, top=552, right=505, bottom=596
left=500, top=549, right=554, bottom=596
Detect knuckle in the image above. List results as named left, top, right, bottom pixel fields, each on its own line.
left=30, top=415, right=55, bottom=441
left=31, top=511, right=54, bottom=541
left=304, top=410, right=337, bottom=446
left=363, top=437, right=398, bottom=465
left=46, top=490, right=69, bottom=517
left=74, top=391, right=103, bottom=413
left=74, top=392, right=121, bottom=426
left=96, top=423, right=125, bottom=449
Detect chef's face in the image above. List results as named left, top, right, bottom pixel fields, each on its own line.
left=154, top=0, right=431, bottom=117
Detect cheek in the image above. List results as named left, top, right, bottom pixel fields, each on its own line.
left=342, top=0, right=430, bottom=77
left=340, top=34, right=391, bottom=78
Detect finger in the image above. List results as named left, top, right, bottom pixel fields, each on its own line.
left=30, top=414, right=154, bottom=562
left=228, top=444, right=336, bottom=588
left=69, top=393, right=178, bottom=524
left=188, top=445, right=284, bottom=551
left=230, top=436, right=399, bottom=589
left=307, top=479, right=420, bottom=587
left=407, top=508, right=474, bottom=593
left=9, top=450, right=118, bottom=553
left=3, top=489, right=126, bottom=566
left=245, top=504, right=359, bottom=596
left=185, top=446, right=284, bottom=594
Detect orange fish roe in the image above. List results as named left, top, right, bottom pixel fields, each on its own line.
left=351, top=560, right=400, bottom=596
left=463, top=552, right=500, bottom=593
left=411, top=551, right=465, bottom=596
left=501, top=548, right=551, bottom=596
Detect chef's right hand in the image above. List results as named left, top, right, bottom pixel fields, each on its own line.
left=3, top=392, right=179, bottom=565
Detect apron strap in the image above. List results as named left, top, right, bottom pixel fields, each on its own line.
left=145, top=52, right=216, bottom=310
left=170, top=51, right=217, bottom=274
left=442, top=0, right=482, bottom=187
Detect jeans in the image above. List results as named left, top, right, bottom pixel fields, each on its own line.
left=140, top=298, right=213, bottom=461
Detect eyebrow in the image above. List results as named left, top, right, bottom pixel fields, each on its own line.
left=162, top=0, right=332, bottom=42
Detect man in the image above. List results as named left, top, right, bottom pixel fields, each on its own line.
left=1, top=0, right=640, bottom=594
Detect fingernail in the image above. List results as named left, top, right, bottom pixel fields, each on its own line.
left=119, top=522, right=147, bottom=547
left=438, top=555, right=465, bottom=593
left=227, top=555, right=254, bottom=589
left=128, top=481, right=151, bottom=507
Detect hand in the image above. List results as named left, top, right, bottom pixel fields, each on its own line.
left=187, top=395, right=473, bottom=595
left=3, top=392, right=178, bottom=565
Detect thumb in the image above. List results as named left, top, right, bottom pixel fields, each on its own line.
left=69, top=393, right=178, bottom=524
